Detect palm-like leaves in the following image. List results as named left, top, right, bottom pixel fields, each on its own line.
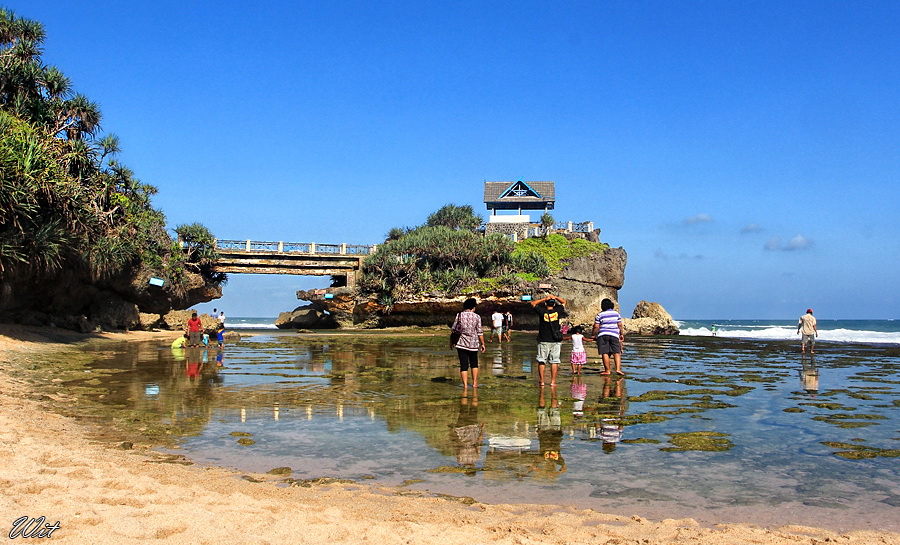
left=0, top=8, right=223, bottom=298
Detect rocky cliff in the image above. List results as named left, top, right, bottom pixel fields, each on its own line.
left=286, top=247, right=679, bottom=335
left=0, top=265, right=221, bottom=332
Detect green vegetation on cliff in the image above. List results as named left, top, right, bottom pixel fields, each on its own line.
left=0, top=8, right=220, bottom=309
left=514, top=234, right=609, bottom=274
left=360, top=204, right=607, bottom=306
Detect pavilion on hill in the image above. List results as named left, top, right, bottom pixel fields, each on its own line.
left=483, top=180, right=556, bottom=239
left=484, top=181, right=554, bottom=215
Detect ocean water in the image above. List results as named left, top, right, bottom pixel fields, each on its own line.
left=227, top=316, right=900, bottom=345
left=227, top=317, right=279, bottom=329
left=70, top=325, right=900, bottom=533
left=679, top=319, right=900, bottom=345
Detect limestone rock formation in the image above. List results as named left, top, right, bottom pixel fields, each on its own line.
left=275, top=305, right=338, bottom=329
left=293, top=247, right=629, bottom=330
left=549, top=247, right=626, bottom=327
left=624, top=300, right=680, bottom=335
left=0, top=264, right=222, bottom=332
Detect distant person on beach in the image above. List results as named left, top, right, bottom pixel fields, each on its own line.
left=531, top=294, right=568, bottom=387
left=489, top=309, right=504, bottom=343
left=502, top=310, right=513, bottom=342
left=217, top=311, right=226, bottom=327
left=171, top=333, right=188, bottom=349
left=451, top=298, right=486, bottom=390
left=565, top=325, right=590, bottom=375
left=591, top=298, right=626, bottom=376
left=186, top=312, right=203, bottom=347
left=216, top=324, right=225, bottom=348
left=797, top=309, right=818, bottom=353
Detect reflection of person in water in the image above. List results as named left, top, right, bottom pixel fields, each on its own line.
left=185, top=348, right=203, bottom=381
left=450, top=393, right=484, bottom=473
left=800, top=354, right=819, bottom=396
left=571, top=376, right=587, bottom=417
left=534, top=385, right=566, bottom=477
left=597, top=376, right=627, bottom=454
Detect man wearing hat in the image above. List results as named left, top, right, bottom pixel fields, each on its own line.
left=797, top=309, right=818, bottom=353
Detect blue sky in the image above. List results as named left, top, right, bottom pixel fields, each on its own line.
left=13, top=1, right=900, bottom=319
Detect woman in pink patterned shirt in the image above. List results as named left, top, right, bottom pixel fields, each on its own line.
left=451, top=298, right=486, bottom=390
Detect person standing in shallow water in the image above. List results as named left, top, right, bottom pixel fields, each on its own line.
left=502, top=309, right=514, bottom=342
left=591, top=298, right=625, bottom=376
left=186, top=312, right=203, bottom=347
left=797, top=308, right=818, bottom=353
left=451, top=298, right=485, bottom=390
left=531, top=294, right=568, bottom=387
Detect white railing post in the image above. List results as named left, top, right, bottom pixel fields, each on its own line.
left=245, top=240, right=251, bottom=251
left=278, top=241, right=284, bottom=252
left=567, top=221, right=573, bottom=231
left=310, top=243, right=316, bottom=254
left=340, top=243, right=346, bottom=254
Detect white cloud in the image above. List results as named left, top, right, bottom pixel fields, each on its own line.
left=741, top=223, right=762, bottom=234
left=764, top=237, right=782, bottom=251
left=764, top=234, right=814, bottom=252
left=683, top=213, right=713, bottom=226
left=785, top=234, right=813, bottom=251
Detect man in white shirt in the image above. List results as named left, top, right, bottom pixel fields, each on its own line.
left=797, top=308, right=818, bottom=353
left=489, top=310, right=504, bottom=343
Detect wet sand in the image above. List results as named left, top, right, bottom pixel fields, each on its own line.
left=0, top=324, right=897, bottom=545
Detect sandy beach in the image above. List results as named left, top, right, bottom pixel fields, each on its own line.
left=0, top=324, right=897, bottom=545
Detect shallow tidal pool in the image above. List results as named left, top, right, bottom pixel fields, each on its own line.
left=69, top=331, right=899, bottom=532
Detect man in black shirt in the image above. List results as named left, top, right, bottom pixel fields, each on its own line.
left=531, top=294, right=568, bottom=387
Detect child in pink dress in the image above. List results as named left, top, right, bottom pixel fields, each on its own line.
left=567, top=325, right=589, bottom=375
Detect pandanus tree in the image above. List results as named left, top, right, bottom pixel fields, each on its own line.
left=0, top=8, right=222, bottom=297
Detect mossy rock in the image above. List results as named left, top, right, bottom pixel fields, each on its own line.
left=267, top=467, right=292, bottom=475
left=237, top=438, right=256, bottom=446
left=662, top=431, right=733, bottom=452
left=820, top=441, right=900, bottom=460
left=427, top=465, right=482, bottom=474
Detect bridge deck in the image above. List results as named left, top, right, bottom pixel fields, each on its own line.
left=212, top=240, right=376, bottom=282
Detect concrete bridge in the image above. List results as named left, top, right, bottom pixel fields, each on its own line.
left=213, top=239, right=376, bottom=287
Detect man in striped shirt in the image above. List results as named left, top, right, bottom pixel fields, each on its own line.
left=591, top=298, right=626, bottom=376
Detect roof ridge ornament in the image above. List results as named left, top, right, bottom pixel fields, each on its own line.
left=500, top=180, right=542, bottom=199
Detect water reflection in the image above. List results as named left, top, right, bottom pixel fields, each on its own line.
left=450, top=393, right=484, bottom=473
left=69, top=333, right=900, bottom=532
left=535, top=386, right=565, bottom=478
left=800, top=354, right=819, bottom=395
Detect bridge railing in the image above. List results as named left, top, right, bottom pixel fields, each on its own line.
left=215, top=239, right=376, bottom=256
